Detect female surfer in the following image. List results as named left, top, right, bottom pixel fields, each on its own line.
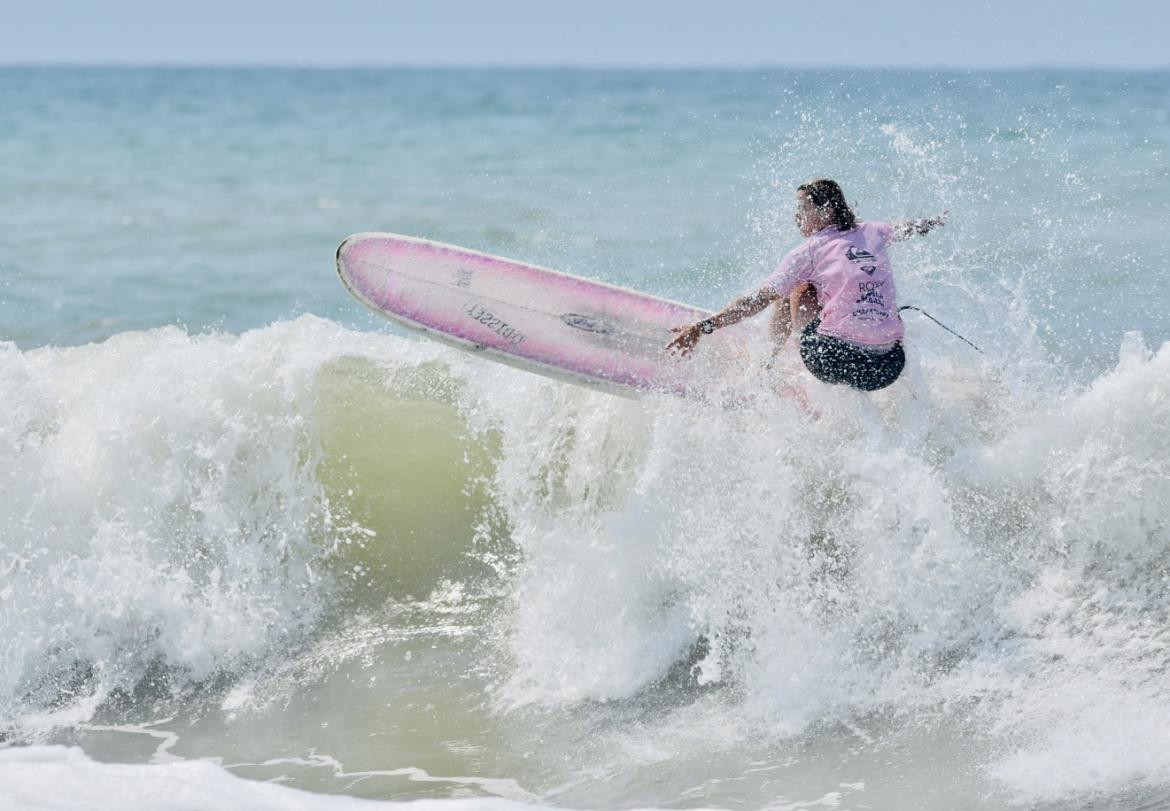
left=667, top=179, right=946, bottom=391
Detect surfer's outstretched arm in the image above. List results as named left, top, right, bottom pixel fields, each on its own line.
left=890, top=210, right=949, bottom=242
left=667, top=288, right=780, bottom=355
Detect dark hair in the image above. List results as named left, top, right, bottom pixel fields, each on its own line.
left=797, top=178, right=856, bottom=231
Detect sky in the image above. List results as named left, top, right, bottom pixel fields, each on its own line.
left=2, top=0, right=1168, bottom=69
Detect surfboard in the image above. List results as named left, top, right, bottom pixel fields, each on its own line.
left=335, top=233, right=753, bottom=398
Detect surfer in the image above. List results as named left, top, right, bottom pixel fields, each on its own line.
left=667, top=179, right=946, bottom=391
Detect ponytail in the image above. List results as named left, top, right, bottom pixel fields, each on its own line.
left=797, top=178, right=856, bottom=231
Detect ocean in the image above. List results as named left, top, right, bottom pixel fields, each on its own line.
left=2, top=66, right=1170, bottom=810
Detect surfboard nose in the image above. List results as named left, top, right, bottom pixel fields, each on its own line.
left=337, top=233, right=380, bottom=285
left=336, top=233, right=360, bottom=275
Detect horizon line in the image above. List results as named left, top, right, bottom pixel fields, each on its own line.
left=2, top=61, right=1169, bottom=73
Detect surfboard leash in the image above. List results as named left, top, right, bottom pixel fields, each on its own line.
left=898, top=305, right=984, bottom=354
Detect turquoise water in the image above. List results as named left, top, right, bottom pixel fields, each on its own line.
left=3, top=68, right=1170, bottom=810
left=5, top=68, right=1168, bottom=363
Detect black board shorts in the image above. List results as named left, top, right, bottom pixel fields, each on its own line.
left=799, top=319, right=905, bottom=391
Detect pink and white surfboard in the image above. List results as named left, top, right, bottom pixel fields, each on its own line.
left=336, top=233, right=752, bottom=398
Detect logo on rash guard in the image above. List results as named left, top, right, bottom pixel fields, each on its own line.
left=845, top=246, right=876, bottom=262
left=860, top=265, right=877, bottom=275
left=856, top=279, right=887, bottom=307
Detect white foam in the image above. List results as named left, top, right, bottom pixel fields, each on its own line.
left=0, top=746, right=541, bottom=811
left=6, top=316, right=1170, bottom=806
left=462, top=327, right=1170, bottom=803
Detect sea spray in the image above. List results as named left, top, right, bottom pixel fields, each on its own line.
left=458, top=326, right=1170, bottom=802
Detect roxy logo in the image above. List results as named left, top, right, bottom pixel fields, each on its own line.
left=856, top=279, right=886, bottom=307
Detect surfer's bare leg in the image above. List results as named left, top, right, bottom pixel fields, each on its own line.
left=790, top=283, right=820, bottom=332
left=770, top=283, right=819, bottom=352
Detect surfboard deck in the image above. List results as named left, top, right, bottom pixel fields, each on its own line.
left=335, top=232, right=753, bottom=398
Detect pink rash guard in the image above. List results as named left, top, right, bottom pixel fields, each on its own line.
left=762, top=221, right=904, bottom=347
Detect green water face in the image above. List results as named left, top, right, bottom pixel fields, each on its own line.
left=313, top=357, right=506, bottom=605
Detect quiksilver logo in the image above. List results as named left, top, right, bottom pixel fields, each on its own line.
left=846, top=246, right=875, bottom=262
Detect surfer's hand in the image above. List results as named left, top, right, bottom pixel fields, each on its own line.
left=667, top=324, right=701, bottom=356
left=893, top=211, right=949, bottom=241
left=913, top=211, right=949, bottom=235
left=921, top=210, right=949, bottom=233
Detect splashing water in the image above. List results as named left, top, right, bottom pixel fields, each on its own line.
left=2, top=67, right=1170, bottom=810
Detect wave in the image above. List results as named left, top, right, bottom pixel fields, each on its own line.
left=0, top=317, right=499, bottom=737
left=3, top=314, right=1170, bottom=803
